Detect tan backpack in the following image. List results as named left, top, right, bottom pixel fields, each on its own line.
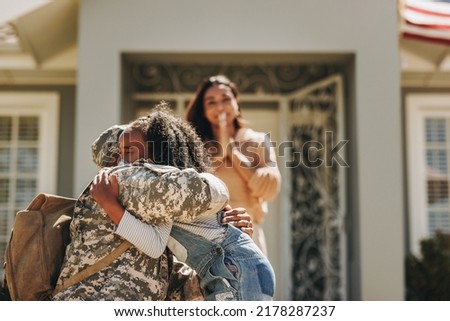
left=2, top=193, right=76, bottom=300
left=1, top=192, right=133, bottom=301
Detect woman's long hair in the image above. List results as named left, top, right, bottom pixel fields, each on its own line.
left=130, top=102, right=211, bottom=173
left=185, top=75, right=246, bottom=142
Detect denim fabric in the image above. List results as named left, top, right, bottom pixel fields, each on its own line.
left=170, top=223, right=275, bottom=301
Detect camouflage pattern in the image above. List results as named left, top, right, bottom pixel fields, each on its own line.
left=52, top=188, right=170, bottom=300
left=165, top=255, right=205, bottom=301
left=111, top=161, right=213, bottom=224
left=91, top=124, right=127, bottom=168
left=53, top=161, right=214, bottom=301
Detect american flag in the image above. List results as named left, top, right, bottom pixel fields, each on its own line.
left=400, top=0, right=450, bottom=45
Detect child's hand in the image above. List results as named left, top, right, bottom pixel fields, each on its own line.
left=221, top=205, right=253, bottom=238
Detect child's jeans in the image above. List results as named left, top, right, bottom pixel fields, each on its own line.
left=169, top=223, right=275, bottom=301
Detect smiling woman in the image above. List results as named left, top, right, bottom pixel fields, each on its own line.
left=186, top=75, right=282, bottom=256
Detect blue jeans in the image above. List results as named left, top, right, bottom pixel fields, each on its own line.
left=170, top=223, right=275, bottom=301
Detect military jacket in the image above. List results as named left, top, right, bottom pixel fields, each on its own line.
left=53, top=162, right=214, bottom=300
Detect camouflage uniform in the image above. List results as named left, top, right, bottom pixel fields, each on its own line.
left=53, top=161, right=214, bottom=301
left=90, top=124, right=126, bottom=168
left=165, top=256, right=205, bottom=301
left=113, top=162, right=214, bottom=224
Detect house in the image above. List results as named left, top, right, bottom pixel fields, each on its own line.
left=2, top=0, right=445, bottom=301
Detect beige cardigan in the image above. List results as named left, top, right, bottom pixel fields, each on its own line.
left=213, top=127, right=281, bottom=253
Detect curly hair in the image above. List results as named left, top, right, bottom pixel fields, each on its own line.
left=130, top=101, right=212, bottom=173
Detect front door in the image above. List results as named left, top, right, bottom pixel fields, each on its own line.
left=287, top=75, right=347, bottom=300
left=124, top=58, right=348, bottom=300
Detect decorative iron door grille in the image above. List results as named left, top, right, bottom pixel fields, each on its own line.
left=288, top=75, right=347, bottom=300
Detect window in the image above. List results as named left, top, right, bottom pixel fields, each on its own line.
left=407, top=94, right=450, bottom=254
left=0, top=93, right=59, bottom=276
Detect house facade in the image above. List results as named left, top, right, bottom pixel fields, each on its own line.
left=0, top=0, right=429, bottom=301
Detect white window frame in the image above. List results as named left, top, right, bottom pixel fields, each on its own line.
left=0, top=92, right=60, bottom=278
left=0, top=92, right=59, bottom=193
left=406, top=93, right=450, bottom=255
left=0, top=92, right=59, bottom=234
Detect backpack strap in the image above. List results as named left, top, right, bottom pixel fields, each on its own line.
left=52, top=240, right=132, bottom=297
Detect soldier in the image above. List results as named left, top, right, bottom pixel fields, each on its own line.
left=91, top=103, right=275, bottom=300
left=53, top=103, right=253, bottom=301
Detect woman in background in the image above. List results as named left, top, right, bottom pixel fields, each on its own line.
left=186, top=75, right=281, bottom=256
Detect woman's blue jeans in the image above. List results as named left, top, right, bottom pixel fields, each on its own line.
left=170, top=223, right=276, bottom=301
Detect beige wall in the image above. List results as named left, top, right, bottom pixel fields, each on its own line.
left=75, top=0, right=403, bottom=300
